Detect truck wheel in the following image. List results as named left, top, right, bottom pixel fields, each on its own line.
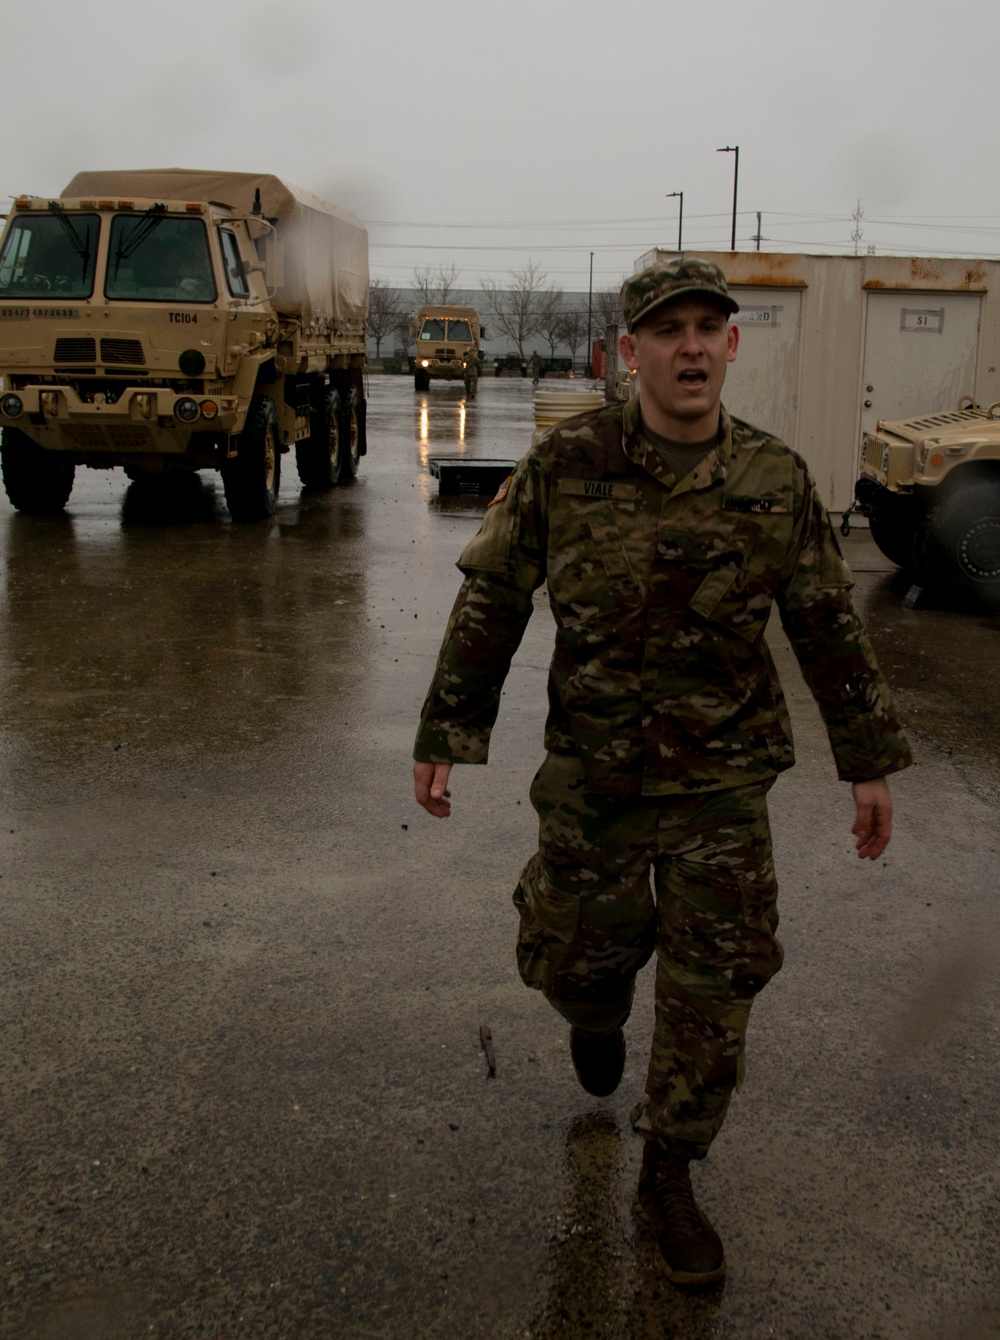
left=414, top=371, right=430, bottom=392
left=341, top=389, right=362, bottom=480
left=919, top=480, right=1000, bottom=605
left=295, top=388, right=343, bottom=489
left=222, top=396, right=281, bottom=522
left=868, top=492, right=917, bottom=569
left=0, top=428, right=75, bottom=514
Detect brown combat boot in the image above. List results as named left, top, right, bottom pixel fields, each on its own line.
left=569, top=1026, right=626, bottom=1097
left=635, top=1139, right=726, bottom=1287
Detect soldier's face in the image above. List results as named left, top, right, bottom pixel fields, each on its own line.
left=619, top=297, right=738, bottom=439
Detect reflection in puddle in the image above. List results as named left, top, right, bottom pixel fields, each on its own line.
left=414, top=387, right=475, bottom=449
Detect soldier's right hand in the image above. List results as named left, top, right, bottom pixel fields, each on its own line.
left=414, top=762, right=453, bottom=818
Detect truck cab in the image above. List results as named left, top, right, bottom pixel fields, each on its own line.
left=411, top=305, right=483, bottom=397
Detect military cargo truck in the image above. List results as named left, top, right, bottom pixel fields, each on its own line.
left=855, top=400, right=1000, bottom=605
left=412, top=305, right=483, bottom=397
left=0, top=169, right=369, bottom=521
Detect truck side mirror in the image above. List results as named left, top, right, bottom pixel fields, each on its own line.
left=264, top=235, right=284, bottom=289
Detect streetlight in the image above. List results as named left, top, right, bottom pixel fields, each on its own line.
left=716, top=145, right=739, bottom=250
left=665, top=191, right=683, bottom=252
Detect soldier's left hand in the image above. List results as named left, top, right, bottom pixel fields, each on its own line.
left=851, top=777, right=894, bottom=860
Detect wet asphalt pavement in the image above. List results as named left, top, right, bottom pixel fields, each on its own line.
left=1, top=374, right=998, bottom=1339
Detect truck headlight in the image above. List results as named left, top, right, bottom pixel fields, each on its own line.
left=175, top=398, right=200, bottom=423
left=420, top=359, right=429, bottom=368
left=0, top=394, right=23, bottom=419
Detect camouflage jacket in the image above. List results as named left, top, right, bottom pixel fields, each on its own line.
left=414, top=398, right=912, bottom=796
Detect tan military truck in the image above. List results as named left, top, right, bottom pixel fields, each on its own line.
left=0, top=168, right=368, bottom=521
left=855, top=400, right=1000, bottom=605
left=411, top=304, right=483, bottom=397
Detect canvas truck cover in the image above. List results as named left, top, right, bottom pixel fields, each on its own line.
left=61, top=169, right=368, bottom=333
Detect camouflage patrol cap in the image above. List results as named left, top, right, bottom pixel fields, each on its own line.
left=620, top=257, right=739, bottom=331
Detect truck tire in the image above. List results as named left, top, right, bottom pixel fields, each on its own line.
left=222, top=395, right=281, bottom=522
left=341, top=389, right=362, bottom=480
left=295, top=388, right=343, bottom=489
left=414, top=370, right=430, bottom=392
left=918, top=479, right=1000, bottom=605
left=867, top=491, right=918, bottom=569
left=0, top=428, right=75, bottom=514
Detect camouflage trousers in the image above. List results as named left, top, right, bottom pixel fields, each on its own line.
left=512, top=752, right=783, bottom=1158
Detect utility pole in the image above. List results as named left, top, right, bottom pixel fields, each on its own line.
left=665, top=191, right=684, bottom=252
left=586, top=251, right=593, bottom=378
left=754, top=211, right=762, bottom=251
left=717, top=145, right=739, bottom=250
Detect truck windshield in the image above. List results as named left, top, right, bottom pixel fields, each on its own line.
left=0, top=213, right=99, bottom=299
left=106, top=214, right=217, bottom=303
left=419, top=318, right=473, bottom=342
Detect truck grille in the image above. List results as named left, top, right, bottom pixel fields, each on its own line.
left=54, top=337, right=97, bottom=363
left=100, top=338, right=145, bottom=365
left=857, top=434, right=890, bottom=482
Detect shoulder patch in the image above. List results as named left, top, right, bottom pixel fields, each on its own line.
left=488, top=474, right=513, bottom=506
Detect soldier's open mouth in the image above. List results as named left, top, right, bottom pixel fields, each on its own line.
left=678, top=370, right=707, bottom=385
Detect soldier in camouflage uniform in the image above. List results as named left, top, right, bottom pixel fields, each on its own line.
left=413, top=256, right=911, bottom=1288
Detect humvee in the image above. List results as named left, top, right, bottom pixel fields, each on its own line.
left=855, top=400, right=1000, bottom=605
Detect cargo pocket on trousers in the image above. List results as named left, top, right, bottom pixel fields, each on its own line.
left=512, top=853, right=581, bottom=996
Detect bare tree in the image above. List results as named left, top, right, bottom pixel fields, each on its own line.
left=436, top=263, right=459, bottom=303
left=537, top=288, right=566, bottom=358
left=395, top=315, right=414, bottom=357
left=367, top=279, right=403, bottom=358
left=412, top=264, right=460, bottom=306
left=559, top=308, right=586, bottom=365
left=593, top=285, right=624, bottom=332
left=479, top=262, right=550, bottom=359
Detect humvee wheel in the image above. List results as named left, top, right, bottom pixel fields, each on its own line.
left=414, top=370, right=430, bottom=392
left=0, top=428, right=76, bottom=514
left=918, top=480, right=1000, bottom=606
left=295, top=387, right=343, bottom=489
left=222, top=395, right=281, bottom=522
left=341, top=389, right=362, bottom=480
left=868, top=491, right=918, bottom=569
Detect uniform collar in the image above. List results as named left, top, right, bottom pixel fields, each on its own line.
left=621, top=397, right=735, bottom=493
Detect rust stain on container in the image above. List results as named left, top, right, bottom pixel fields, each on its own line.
left=863, top=276, right=988, bottom=293
left=910, top=257, right=943, bottom=283
left=732, top=271, right=807, bottom=288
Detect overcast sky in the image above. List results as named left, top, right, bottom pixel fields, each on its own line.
left=4, top=0, right=997, bottom=294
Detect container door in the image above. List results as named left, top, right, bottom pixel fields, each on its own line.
left=724, top=290, right=803, bottom=446
left=858, top=292, right=982, bottom=447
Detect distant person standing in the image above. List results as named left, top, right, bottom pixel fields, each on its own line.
left=529, top=350, right=542, bottom=386
left=413, top=257, right=911, bottom=1287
